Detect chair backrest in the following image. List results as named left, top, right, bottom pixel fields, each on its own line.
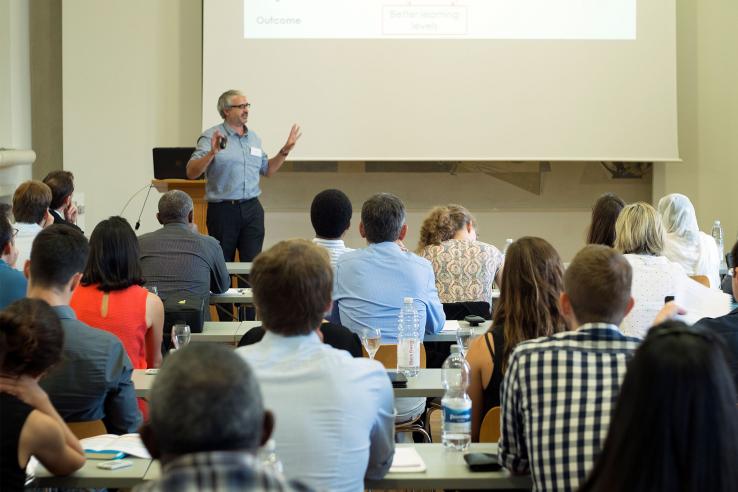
left=443, top=301, right=492, bottom=320
left=66, top=420, right=107, bottom=440
left=479, top=406, right=501, bottom=443
left=689, top=275, right=710, bottom=287
left=364, top=344, right=427, bottom=369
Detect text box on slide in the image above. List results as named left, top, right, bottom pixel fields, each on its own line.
left=243, top=0, right=636, bottom=40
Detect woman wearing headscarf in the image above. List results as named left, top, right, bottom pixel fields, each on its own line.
left=657, top=193, right=720, bottom=288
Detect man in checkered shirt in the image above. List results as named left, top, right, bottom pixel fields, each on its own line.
left=498, top=245, right=642, bottom=491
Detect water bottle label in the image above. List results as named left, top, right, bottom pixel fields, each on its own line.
left=397, top=339, right=420, bottom=367
left=443, top=404, right=471, bottom=433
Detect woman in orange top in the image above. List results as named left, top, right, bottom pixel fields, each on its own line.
left=71, top=216, right=163, bottom=370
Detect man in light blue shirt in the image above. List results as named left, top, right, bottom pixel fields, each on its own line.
left=332, top=193, right=445, bottom=342
left=0, top=212, right=27, bottom=309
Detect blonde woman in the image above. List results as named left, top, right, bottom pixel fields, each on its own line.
left=417, top=204, right=502, bottom=308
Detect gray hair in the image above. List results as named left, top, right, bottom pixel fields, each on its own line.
left=361, top=193, right=406, bottom=243
left=157, top=190, right=193, bottom=224
left=149, top=344, right=264, bottom=454
left=217, top=89, right=244, bottom=118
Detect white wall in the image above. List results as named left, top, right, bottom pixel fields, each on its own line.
left=0, top=0, right=31, bottom=149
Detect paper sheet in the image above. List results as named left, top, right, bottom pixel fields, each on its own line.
left=390, top=447, right=427, bottom=473
left=82, top=433, right=151, bottom=459
left=441, top=320, right=460, bottom=333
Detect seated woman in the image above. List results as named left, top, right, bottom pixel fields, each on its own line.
left=586, top=192, right=625, bottom=247
left=614, top=202, right=715, bottom=338
left=0, top=299, right=86, bottom=491
left=71, top=216, right=163, bottom=370
left=657, top=193, right=721, bottom=288
left=465, top=237, right=567, bottom=441
left=416, top=204, right=502, bottom=308
left=580, top=320, right=738, bottom=492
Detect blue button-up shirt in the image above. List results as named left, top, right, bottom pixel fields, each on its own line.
left=191, top=123, right=269, bottom=202
left=332, top=242, right=446, bottom=342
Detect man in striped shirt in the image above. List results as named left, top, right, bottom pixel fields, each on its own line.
left=498, top=245, right=642, bottom=491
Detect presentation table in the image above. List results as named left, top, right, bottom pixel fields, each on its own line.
left=133, top=368, right=444, bottom=398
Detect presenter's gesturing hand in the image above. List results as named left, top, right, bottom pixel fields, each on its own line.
left=265, top=124, right=302, bottom=177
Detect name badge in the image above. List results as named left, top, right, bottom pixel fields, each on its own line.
left=250, top=147, right=263, bottom=157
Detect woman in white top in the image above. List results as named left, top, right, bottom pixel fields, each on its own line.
left=614, top=202, right=693, bottom=338
left=657, top=193, right=721, bottom=288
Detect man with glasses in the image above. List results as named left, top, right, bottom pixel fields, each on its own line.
left=0, top=212, right=27, bottom=309
left=186, top=89, right=301, bottom=268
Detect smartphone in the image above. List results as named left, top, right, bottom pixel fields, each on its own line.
left=464, top=452, right=502, bottom=472
left=97, top=460, right=133, bottom=470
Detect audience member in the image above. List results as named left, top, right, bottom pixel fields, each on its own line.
left=586, top=192, right=625, bottom=247
left=466, top=237, right=566, bottom=441
left=138, top=190, right=229, bottom=304
left=0, top=213, right=27, bottom=309
left=71, top=217, right=163, bottom=370
left=416, top=204, right=503, bottom=307
left=580, top=320, right=738, bottom=492
left=614, top=202, right=714, bottom=337
left=43, top=170, right=82, bottom=231
left=29, top=225, right=141, bottom=434
left=0, top=299, right=86, bottom=491
left=310, top=189, right=354, bottom=266
left=11, top=180, right=53, bottom=272
left=694, top=239, right=738, bottom=389
left=137, top=344, right=312, bottom=492
left=237, top=240, right=394, bottom=492
left=658, top=193, right=721, bottom=288
left=498, top=245, right=641, bottom=491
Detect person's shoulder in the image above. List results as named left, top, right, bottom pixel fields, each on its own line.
left=336, top=247, right=366, bottom=266
left=696, top=310, right=738, bottom=333
left=473, top=240, right=502, bottom=256
left=200, top=123, right=222, bottom=137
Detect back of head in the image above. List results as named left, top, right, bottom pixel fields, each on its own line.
left=12, top=180, right=52, bottom=224
left=614, top=202, right=665, bottom=255
left=310, top=189, right=352, bottom=239
left=0, top=298, right=64, bottom=378
left=251, top=239, right=332, bottom=335
left=42, top=171, right=75, bottom=210
left=82, top=216, right=144, bottom=291
left=0, top=212, right=13, bottom=250
left=157, top=190, right=193, bottom=224
left=149, top=344, right=264, bottom=455
left=587, top=193, right=625, bottom=247
left=30, top=224, right=89, bottom=289
left=656, top=193, right=699, bottom=240
left=361, top=193, right=406, bottom=243
left=417, top=204, right=474, bottom=251
left=492, top=237, right=566, bottom=371
left=565, top=245, right=632, bottom=326
left=581, top=321, right=738, bottom=492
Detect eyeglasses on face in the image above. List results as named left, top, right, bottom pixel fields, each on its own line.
left=229, top=103, right=251, bottom=110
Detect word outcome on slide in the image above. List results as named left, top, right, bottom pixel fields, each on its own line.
left=244, top=0, right=636, bottom=40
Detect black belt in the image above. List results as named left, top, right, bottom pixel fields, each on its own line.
left=210, top=198, right=258, bottom=205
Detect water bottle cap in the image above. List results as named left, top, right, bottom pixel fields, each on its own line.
left=450, top=344, right=461, bottom=353
left=506, top=238, right=514, bottom=243
left=403, top=297, right=414, bottom=304
left=715, top=220, right=721, bottom=225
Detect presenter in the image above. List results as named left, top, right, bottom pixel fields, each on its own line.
left=186, top=89, right=301, bottom=263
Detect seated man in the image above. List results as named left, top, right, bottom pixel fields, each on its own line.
left=237, top=240, right=394, bottom=492
left=0, top=212, right=27, bottom=309
left=12, top=180, right=53, bottom=271
left=42, top=170, right=82, bottom=231
left=28, top=225, right=141, bottom=434
left=310, top=188, right=354, bottom=266
left=499, top=245, right=642, bottom=491
left=137, top=344, right=310, bottom=492
left=138, top=190, right=229, bottom=303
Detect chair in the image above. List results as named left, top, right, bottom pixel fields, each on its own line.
left=479, top=406, right=501, bottom=443
left=66, top=420, right=106, bottom=439
left=364, top=344, right=431, bottom=442
left=689, top=275, right=710, bottom=287
left=443, top=301, right=492, bottom=320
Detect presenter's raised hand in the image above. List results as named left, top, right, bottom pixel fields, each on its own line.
left=280, top=124, right=302, bottom=155
left=210, top=131, right=225, bottom=155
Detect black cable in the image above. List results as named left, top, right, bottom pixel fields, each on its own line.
left=119, top=184, right=154, bottom=216
left=134, top=185, right=154, bottom=230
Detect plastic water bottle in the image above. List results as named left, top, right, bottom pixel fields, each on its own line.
left=441, top=344, right=472, bottom=451
left=258, top=438, right=284, bottom=478
left=397, top=297, right=421, bottom=377
left=712, top=220, right=726, bottom=270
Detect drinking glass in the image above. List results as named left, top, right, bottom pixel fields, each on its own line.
left=361, top=327, right=382, bottom=360
left=456, top=325, right=473, bottom=357
left=171, top=323, right=191, bottom=350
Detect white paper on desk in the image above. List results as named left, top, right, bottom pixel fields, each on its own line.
left=674, top=278, right=731, bottom=325
left=390, top=447, right=427, bottom=473
left=220, top=288, right=251, bottom=297
left=442, top=320, right=460, bottom=333
left=82, top=433, right=151, bottom=459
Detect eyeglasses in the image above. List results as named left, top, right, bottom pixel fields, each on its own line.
left=229, top=103, right=251, bottom=110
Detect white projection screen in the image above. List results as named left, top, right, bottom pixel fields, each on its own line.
left=202, top=0, right=678, bottom=161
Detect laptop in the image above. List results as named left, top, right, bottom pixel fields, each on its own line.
left=152, top=147, right=197, bottom=179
